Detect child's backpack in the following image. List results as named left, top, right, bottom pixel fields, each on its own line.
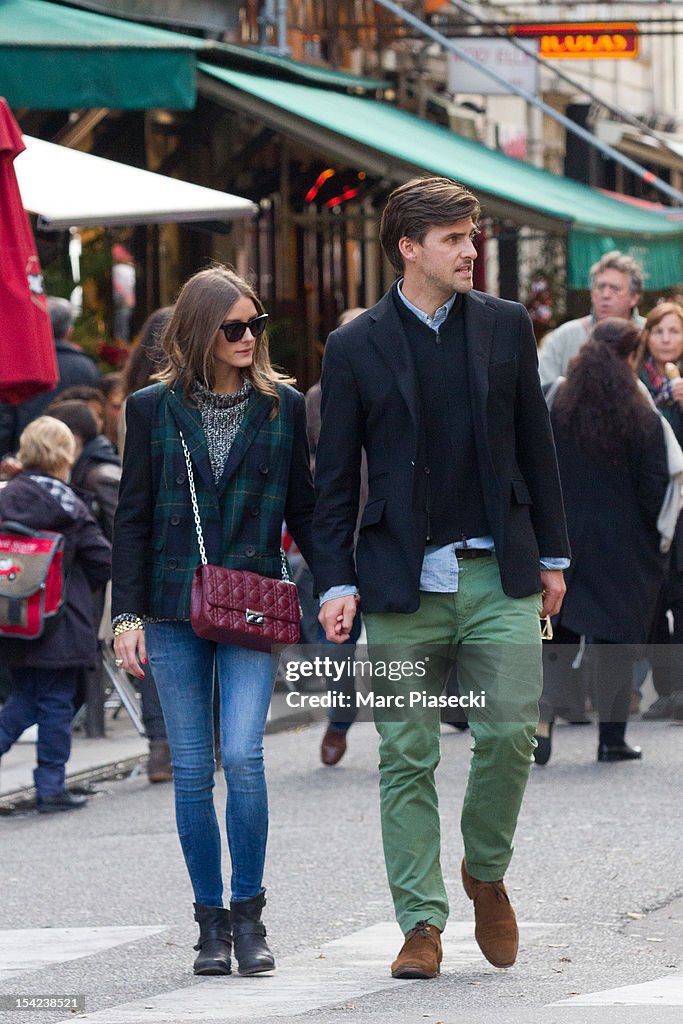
left=0, top=520, right=65, bottom=639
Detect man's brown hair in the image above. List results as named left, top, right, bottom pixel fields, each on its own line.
left=379, top=177, right=481, bottom=275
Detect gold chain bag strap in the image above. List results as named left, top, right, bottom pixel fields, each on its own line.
left=179, top=432, right=302, bottom=651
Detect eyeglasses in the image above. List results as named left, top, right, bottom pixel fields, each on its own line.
left=219, top=314, right=269, bottom=342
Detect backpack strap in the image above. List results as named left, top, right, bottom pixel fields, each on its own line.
left=0, top=520, right=38, bottom=537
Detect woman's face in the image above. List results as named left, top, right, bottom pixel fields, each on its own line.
left=212, top=294, right=259, bottom=376
left=647, top=312, right=683, bottom=367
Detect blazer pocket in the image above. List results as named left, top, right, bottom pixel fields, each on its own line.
left=511, top=478, right=532, bottom=505
left=360, top=497, right=386, bottom=528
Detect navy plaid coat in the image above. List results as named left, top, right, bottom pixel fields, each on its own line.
left=111, top=381, right=314, bottom=621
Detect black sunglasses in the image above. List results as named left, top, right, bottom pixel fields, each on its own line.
left=219, top=314, right=269, bottom=342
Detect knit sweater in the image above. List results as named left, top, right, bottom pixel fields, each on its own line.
left=393, top=291, right=490, bottom=543
left=192, top=376, right=251, bottom=483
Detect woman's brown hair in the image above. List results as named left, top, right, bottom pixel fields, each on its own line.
left=155, top=266, right=294, bottom=414
left=122, top=306, right=173, bottom=397
left=553, top=317, right=656, bottom=465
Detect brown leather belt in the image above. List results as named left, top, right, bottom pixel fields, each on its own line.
left=456, top=548, right=492, bottom=560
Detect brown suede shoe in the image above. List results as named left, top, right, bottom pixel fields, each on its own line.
left=461, top=860, right=518, bottom=968
left=320, top=726, right=347, bottom=766
left=391, top=920, right=442, bottom=979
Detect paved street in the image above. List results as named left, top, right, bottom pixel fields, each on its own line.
left=0, top=717, right=681, bottom=1024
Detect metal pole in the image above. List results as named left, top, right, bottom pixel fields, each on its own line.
left=276, top=0, right=290, bottom=56
left=374, top=0, right=683, bottom=205
left=258, top=0, right=290, bottom=56
left=257, top=0, right=275, bottom=51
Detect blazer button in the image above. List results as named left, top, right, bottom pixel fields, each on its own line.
left=250, top=505, right=260, bottom=517
left=170, top=515, right=180, bottom=526
left=167, top=558, right=178, bottom=569
left=424, top=466, right=431, bottom=475
left=258, top=463, right=269, bottom=475
left=245, top=546, right=256, bottom=557
left=176, top=473, right=186, bottom=485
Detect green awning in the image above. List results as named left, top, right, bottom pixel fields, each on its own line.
left=568, top=230, right=683, bottom=291
left=0, top=0, right=386, bottom=110
left=199, top=65, right=683, bottom=290
left=0, top=0, right=205, bottom=109
left=210, top=42, right=389, bottom=93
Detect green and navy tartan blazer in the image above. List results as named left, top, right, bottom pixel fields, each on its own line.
left=111, top=380, right=314, bottom=621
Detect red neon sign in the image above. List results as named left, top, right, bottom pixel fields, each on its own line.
left=510, top=22, right=639, bottom=60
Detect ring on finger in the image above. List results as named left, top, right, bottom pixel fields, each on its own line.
left=114, top=658, right=124, bottom=667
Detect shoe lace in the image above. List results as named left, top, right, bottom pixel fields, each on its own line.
left=412, top=919, right=433, bottom=936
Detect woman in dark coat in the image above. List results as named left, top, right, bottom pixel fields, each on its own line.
left=0, top=417, right=111, bottom=811
left=536, top=318, right=669, bottom=764
left=639, top=302, right=683, bottom=720
left=111, top=266, right=314, bottom=978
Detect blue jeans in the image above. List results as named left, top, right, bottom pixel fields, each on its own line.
left=135, top=662, right=167, bottom=741
left=145, top=622, right=273, bottom=907
left=0, top=667, right=76, bottom=797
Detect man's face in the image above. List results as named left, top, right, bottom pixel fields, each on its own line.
left=400, top=218, right=478, bottom=301
left=591, top=268, right=640, bottom=321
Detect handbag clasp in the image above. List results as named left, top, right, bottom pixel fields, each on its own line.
left=245, top=609, right=264, bottom=625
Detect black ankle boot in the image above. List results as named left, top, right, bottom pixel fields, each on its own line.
left=230, top=889, right=275, bottom=975
left=533, top=722, right=553, bottom=766
left=192, top=903, right=232, bottom=975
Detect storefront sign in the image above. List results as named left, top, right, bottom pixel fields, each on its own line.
left=510, top=23, right=639, bottom=60
left=448, top=39, right=538, bottom=96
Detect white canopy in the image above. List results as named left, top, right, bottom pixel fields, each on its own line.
left=15, top=136, right=256, bottom=230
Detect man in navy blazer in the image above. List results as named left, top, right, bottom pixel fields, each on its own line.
left=313, top=177, right=570, bottom=979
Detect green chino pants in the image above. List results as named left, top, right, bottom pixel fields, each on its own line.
left=364, top=554, right=543, bottom=934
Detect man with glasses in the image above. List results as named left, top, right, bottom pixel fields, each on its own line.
left=538, top=250, right=644, bottom=386
left=313, top=178, right=570, bottom=981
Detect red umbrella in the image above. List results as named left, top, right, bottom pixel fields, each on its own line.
left=0, top=97, right=57, bottom=405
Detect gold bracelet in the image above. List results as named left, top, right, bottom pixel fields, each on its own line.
left=112, top=615, right=145, bottom=635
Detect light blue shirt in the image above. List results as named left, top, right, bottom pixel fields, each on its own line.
left=320, top=282, right=569, bottom=603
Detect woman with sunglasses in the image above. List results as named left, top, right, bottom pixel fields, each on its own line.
left=111, top=266, right=314, bottom=977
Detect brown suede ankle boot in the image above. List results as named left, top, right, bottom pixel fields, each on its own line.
left=461, top=860, right=518, bottom=968
left=147, top=739, right=172, bottom=783
left=391, top=920, right=442, bottom=979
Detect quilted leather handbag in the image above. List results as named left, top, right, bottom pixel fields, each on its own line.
left=180, top=433, right=301, bottom=652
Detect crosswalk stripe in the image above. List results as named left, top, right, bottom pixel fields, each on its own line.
left=0, top=927, right=167, bottom=982
left=552, top=975, right=683, bottom=1006
left=52, top=921, right=560, bottom=1023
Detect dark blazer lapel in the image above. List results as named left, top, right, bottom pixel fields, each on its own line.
left=464, top=291, right=500, bottom=496
left=368, top=290, right=419, bottom=426
left=216, top=389, right=274, bottom=495
left=167, top=387, right=215, bottom=490
left=464, top=291, right=495, bottom=430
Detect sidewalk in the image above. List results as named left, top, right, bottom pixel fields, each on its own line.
left=0, top=689, right=314, bottom=804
